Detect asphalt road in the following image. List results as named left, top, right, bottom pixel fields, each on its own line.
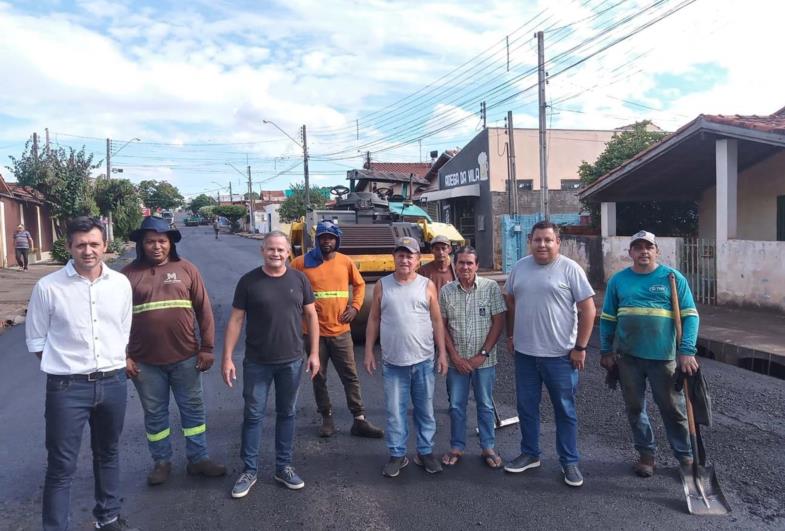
left=1, top=225, right=783, bottom=530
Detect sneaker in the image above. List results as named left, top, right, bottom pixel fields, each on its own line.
left=350, top=418, right=384, bottom=438
left=414, top=453, right=444, bottom=474
left=96, top=517, right=140, bottom=530
left=231, top=471, right=257, bottom=498
left=382, top=456, right=409, bottom=478
left=633, top=454, right=655, bottom=477
left=274, top=466, right=305, bottom=490
left=146, top=461, right=171, bottom=486
left=186, top=458, right=227, bottom=477
left=563, top=464, right=584, bottom=487
left=503, top=454, right=541, bottom=474
left=319, top=414, right=336, bottom=438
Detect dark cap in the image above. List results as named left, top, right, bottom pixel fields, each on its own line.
left=130, top=216, right=182, bottom=243
left=394, top=236, right=420, bottom=254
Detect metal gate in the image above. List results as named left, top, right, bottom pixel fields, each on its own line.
left=680, top=238, right=716, bottom=305
left=501, top=213, right=580, bottom=273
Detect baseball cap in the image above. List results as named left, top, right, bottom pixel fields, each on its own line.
left=630, top=230, right=656, bottom=246
left=394, top=236, right=420, bottom=253
left=430, top=235, right=451, bottom=246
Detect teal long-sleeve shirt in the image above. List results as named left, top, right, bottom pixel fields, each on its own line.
left=600, top=265, right=699, bottom=360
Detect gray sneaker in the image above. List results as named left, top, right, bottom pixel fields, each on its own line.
left=504, top=453, right=541, bottom=473
left=563, top=464, right=584, bottom=487
left=274, top=466, right=305, bottom=490
left=231, top=471, right=257, bottom=498
left=414, top=453, right=444, bottom=474
left=382, top=456, right=409, bottom=478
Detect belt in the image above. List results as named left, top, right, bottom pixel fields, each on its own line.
left=50, top=368, right=124, bottom=382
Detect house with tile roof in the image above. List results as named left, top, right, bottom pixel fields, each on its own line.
left=580, top=106, right=785, bottom=312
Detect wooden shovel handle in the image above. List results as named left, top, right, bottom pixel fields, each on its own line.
left=670, top=273, right=697, bottom=435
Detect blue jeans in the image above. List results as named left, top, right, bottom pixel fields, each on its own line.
left=241, top=358, right=303, bottom=474
left=43, top=371, right=127, bottom=531
left=447, top=366, right=496, bottom=451
left=382, top=359, right=436, bottom=457
left=514, top=352, right=579, bottom=466
left=132, top=357, right=209, bottom=464
left=617, top=355, right=692, bottom=460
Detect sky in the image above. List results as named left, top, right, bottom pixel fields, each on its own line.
left=0, top=0, right=782, bottom=200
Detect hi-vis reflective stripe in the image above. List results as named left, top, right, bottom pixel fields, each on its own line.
left=681, top=308, right=699, bottom=317
left=617, top=307, right=673, bottom=318
left=182, top=424, right=206, bottom=437
left=600, top=312, right=617, bottom=322
left=313, top=291, right=349, bottom=299
left=147, top=428, right=171, bottom=442
left=133, top=299, right=193, bottom=314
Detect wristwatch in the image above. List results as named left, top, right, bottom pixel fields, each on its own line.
left=573, top=345, right=587, bottom=352
left=480, top=349, right=489, bottom=357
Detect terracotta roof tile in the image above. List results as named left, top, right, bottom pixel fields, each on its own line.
left=703, top=113, right=785, bottom=134
left=365, top=162, right=431, bottom=178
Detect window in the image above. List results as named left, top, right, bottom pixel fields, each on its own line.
left=517, top=180, right=533, bottom=190
left=560, top=179, right=582, bottom=190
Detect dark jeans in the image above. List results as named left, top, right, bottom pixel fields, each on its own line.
left=15, top=247, right=29, bottom=269
left=132, top=358, right=209, bottom=464
left=306, top=333, right=365, bottom=417
left=43, top=371, right=127, bottom=531
left=617, top=355, right=692, bottom=460
left=241, top=358, right=303, bottom=474
left=514, top=352, right=580, bottom=467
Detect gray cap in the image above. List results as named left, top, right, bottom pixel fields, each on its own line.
left=630, top=230, right=657, bottom=246
left=430, top=235, right=451, bottom=246
left=394, top=236, right=420, bottom=253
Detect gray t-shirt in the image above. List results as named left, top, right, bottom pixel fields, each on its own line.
left=379, top=274, right=434, bottom=366
left=504, top=254, right=594, bottom=357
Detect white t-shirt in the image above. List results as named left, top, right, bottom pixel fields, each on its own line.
left=504, top=254, right=595, bottom=357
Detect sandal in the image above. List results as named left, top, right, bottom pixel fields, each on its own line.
left=441, top=449, right=463, bottom=466
left=482, top=450, right=503, bottom=469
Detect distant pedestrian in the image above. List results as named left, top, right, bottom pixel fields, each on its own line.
left=599, top=230, right=699, bottom=477
left=290, top=221, right=383, bottom=439
left=439, top=246, right=506, bottom=469
left=122, top=216, right=226, bottom=486
left=213, top=219, right=220, bottom=239
left=503, top=221, right=596, bottom=488
left=364, top=236, right=448, bottom=478
left=417, top=235, right=456, bottom=293
left=222, top=230, right=320, bottom=498
left=26, top=216, right=136, bottom=531
left=13, top=223, right=34, bottom=271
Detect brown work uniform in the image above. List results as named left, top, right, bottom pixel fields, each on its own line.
left=418, top=259, right=457, bottom=293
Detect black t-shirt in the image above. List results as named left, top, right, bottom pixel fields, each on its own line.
left=232, top=267, right=315, bottom=364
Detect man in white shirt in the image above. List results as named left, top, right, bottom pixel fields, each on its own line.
left=26, top=217, right=136, bottom=531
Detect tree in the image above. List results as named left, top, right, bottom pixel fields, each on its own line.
left=138, top=180, right=184, bottom=211
left=188, top=193, right=217, bottom=213
left=8, top=139, right=100, bottom=231
left=213, top=205, right=246, bottom=232
left=198, top=205, right=216, bottom=219
left=243, top=192, right=259, bottom=200
left=95, top=178, right=143, bottom=240
left=278, top=182, right=328, bottom=222
left=579, top=121, right=698, bottom=236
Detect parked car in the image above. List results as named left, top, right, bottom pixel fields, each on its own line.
left=184, top=215, right=202, bottom=227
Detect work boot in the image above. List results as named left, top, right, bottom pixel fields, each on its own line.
left=186, top=458, right=227, bottom=477
left=147, top=461, right=172, bottom=486
left=350, top=418, right=383, bottom=438
left=319, top=413, right=336, bottom=438
left=633, top=454, right=655, bottom=477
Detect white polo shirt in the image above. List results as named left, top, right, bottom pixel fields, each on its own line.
left=26, top=260, right=133, bottom=375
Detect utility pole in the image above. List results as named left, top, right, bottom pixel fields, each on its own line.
left=32, top=132, right=39, bottom=161
left=507, top=111, right=519, bottom=217
left=504, top=116, right=512, bottom=216
left=45, top=128, right=50, bottom=154
left=247, top=165, right=255, bottom=233
left=481, top=101, right=487, bottom=129
left=105, top=138, right=114, bottom=241
left=301, top=124, right=310, bottom=213
left=537, top=30, right=550, bottom=221
left=229, top=181, right=233, bottom=203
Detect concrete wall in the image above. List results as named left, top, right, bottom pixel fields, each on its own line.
left=717, top=240, right=785, bottom=312
left=486, top=128, right=614, bottom=193
left=601, top=236, right=681, bottom=282
left=559, top=234, right=604, bottom=287
left=699, top=150, right=785, bottom=241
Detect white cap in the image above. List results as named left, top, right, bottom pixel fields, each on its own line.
left=630, top=230, right=657, bottom=246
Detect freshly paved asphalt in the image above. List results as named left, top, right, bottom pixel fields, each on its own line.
left=1, top=225, right=783, bottom=530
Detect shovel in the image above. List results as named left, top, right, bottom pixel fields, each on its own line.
left=670, top=273, right=731, bottom=516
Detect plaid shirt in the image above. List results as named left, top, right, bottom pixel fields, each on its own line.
left=439, top=276, right=506, bottom=369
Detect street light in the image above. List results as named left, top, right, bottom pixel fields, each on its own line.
left=112, top=137, right=141, bottom=156
left=262, top=119, right=310, bottom=212
left=105, top=136, right=140, bottom=242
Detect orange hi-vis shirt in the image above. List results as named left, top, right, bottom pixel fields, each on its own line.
left=290, top=253, right=365, bottom=337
